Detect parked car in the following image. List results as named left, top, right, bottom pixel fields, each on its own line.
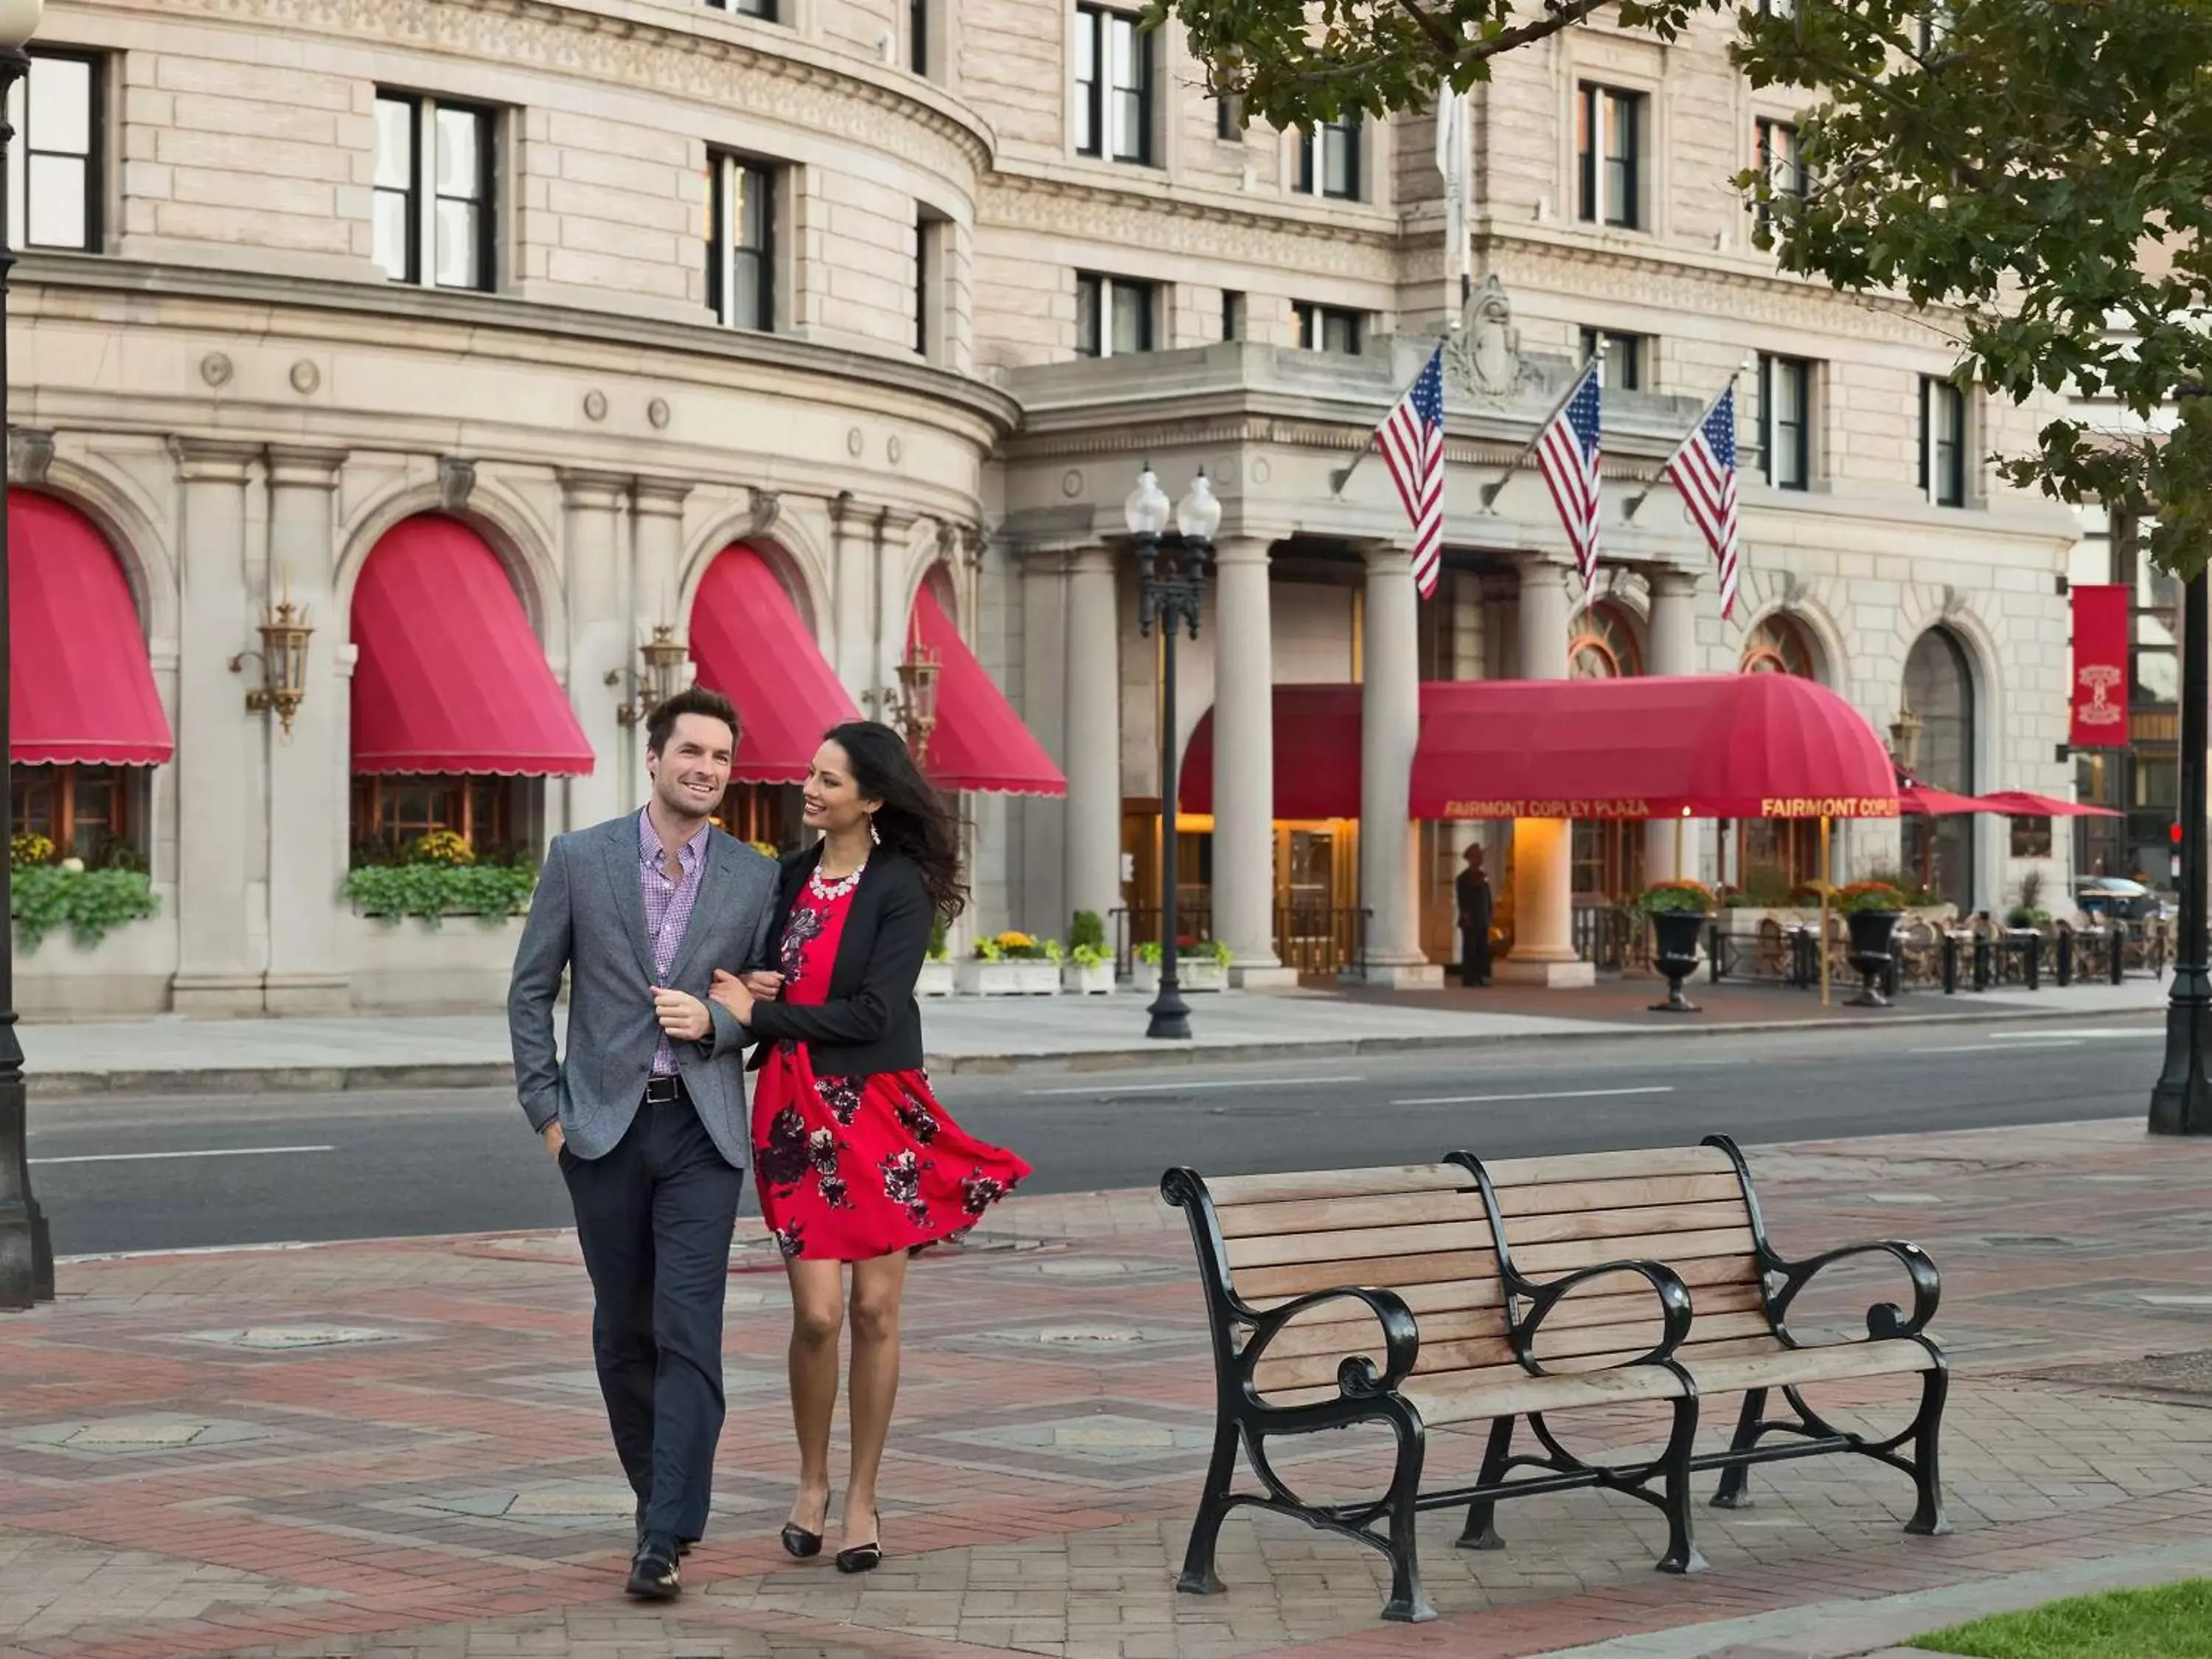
left=2076, top=877, right=2171, bottom=922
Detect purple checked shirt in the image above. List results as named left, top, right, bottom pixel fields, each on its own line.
left=639, top=809, right=711, bottom=1076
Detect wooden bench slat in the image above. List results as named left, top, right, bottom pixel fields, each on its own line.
left=1257, top=1301, right=1506, bottom=1363
left=1408, top=1362, right=1689, bottom=1423
left=1534, top=1278, right=1765, bottom=1335
left=1203, top=1164, right=1470, bottom=1207
left=1215, top=1189, right=1490, bottom=1239
left=1225, top=1218, right=1498, bottom=1271
left=1478, top=1147, right=1736, bottom=1189
left=1500, top=1198, right=1753, bottom=1248
left=1490, top=1171, right=1746, bottom=1218
left=1512, top=1226, right=1759, bottom=1277
left=1238, top=1251, right=1498, bottom=1305
left=1685, top=1338, right=1934, bottom=1394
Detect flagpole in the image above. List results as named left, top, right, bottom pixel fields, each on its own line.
left=1480, top=342, right=1603, bottom=513
left=1624, top=355, right=1754, bottom=521
left=1332, top=343, right=1444, bottom=497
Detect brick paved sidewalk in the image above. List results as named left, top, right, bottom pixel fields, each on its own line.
left=6, top=1118, right=2212, bottom=1658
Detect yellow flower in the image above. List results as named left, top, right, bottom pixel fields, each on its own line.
left=408, top=830, right=476, bottom=867
left=995, top=930, right=1035, bottom=950
left=10, top=832, right=54, bottom=869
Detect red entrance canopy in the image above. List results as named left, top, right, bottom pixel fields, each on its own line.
left=689, top=544, right=860, bottom=785
left=911, top=585, right=1066, bottom=797
left=8, top=491, right=173, bottom=765
left=1973, top=789, right=2122, bottom=819
left=1181, top=675, right=1898, bottom=821
left=1899, top=779, right=1987, bottom=815
left=351, top=515, right=594, bottom=776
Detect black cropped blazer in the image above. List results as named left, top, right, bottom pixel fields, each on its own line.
left=744, top=846, right=932, bottom=1078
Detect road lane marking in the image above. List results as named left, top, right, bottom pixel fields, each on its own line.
left=1032, top=1076, right=1366, bottom=1096
left=1910, top=1040, right=2087, bottom=1055
left=31, top=1144, right=335, bottom=1166
left=1389, top=1085, right=1675, bottom=1107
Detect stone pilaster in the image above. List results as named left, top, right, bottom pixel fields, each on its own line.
left=1360, top=543, right=1442, bottom=988
left=630, top=478, right=693, bottom=811
left=558, top=470, right=630, bottom=831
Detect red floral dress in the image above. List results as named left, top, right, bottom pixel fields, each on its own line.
left=751, top=875, right=1030, bottom=1261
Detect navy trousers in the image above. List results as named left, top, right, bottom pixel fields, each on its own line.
left=561, top=1084, right=745, bottom=1543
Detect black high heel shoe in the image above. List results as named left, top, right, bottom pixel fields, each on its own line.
left=834, top=1509, right=883, bottom=1575
left=781, top=1492, right=829, bottom=1559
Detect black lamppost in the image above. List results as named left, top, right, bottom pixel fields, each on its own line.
left=2151, top=385, right=2211, bottom=1133
left=0, top=0, right=52, bottom=1310
left=1123, top=464, right=1221, bottom=1041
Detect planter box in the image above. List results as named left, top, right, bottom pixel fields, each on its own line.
left=917, top=959, right=955, bottom=998
left=1132, top=959, right=1230, bottom=994
left=953, top=958, right=1061, bottom=996
left=344, top=911, right=528, bottom=1013
left=1062, top=959, right=1114, bottom=995
left=15, top=893, right=178, bottom=1019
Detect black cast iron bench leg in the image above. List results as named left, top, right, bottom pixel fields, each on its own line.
left=1455, top=1416, right=1515, bottom=1551
left=1711, top=1388, right=1768, bottom=1509
left=1176, top=1416, right=1239, bottom=1596
left=1905, top=1364, right=1952, bottom=1537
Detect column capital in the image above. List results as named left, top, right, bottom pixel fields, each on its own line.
left=1516, top=551, right=1573, bottom=587
left=1644, top=564, right=1701, bottom=599
left=1352, top=538, right=1410, bottom=572
left=1210, top=535, right=1273, bottom=568
left=167, top=436, right=260, bottom=483
left=1068, top=544, right=1118, bottom=577
left=557, top=468, right=631, bottom=510
left=265, top=445, right=349, bottom=490
left=632, top=477, right=693, bottom=519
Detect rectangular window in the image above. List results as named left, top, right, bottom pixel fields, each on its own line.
left=910, top=0, right=929, bottom=74
left=1756, top=117, right=1804, bottom=229
left=915, top=207, right=947, bottom=360
left=350, top=776, right=524, bottom=864
left=1922, top=376, right=1966, bottom=506
left=1579, top=327, right=1646, bottom=391
left=10, top=50, right=102, bottom=253
left=1214, top=93, right=1241, bottom=141
left=1293, top=301, right=1363, bottom=355
left=11, top=765, right=142, bottom=863
left=1075, top=271, right=1155, bottom=357
left=1295, top=115, right=1362, bottom=200
left=706, top=152, right=776, bottom=331
left=373, top=92, right=496, bottom=291
left=1758, top=0, right=1795, bottom=14
left=1074, top=5, right=1152, bottom=164
left=1576, top=83, right=1645, bottom=229
left=1759, top=353, right=1812, bottom=490
left=705, top=0, right=779, bottom=17
left=1220, top=288, right=1244, bottom=342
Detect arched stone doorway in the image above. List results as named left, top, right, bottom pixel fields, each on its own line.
left=1901, top=627, right=1978, bottom=908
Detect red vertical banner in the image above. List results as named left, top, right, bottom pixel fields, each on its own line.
left=2070, top=584, right=2130, bottom=748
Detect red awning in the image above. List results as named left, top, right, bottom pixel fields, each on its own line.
left=1181, top=675, right=1899, bottom=821
left=9, top=490, right=172, bottom=765
left=1899, top=779, right=1988, bottom=815
left=351, top=515, right=594, bottom=776
left=689, top=543, right=860, bottom=785
left=1974, top=789, right=2123, bottom=819
left=911, top=585, right=1066, bottom=797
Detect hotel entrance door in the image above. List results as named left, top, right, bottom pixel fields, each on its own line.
left=1277, top=824, right=1361, bottom=975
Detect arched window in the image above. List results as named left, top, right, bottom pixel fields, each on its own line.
left=1568, top=602, right=1644, bottom=679
left=1901, top=627, right=1978, bottom=906
left=1739, top=613, right=1816, bottom=678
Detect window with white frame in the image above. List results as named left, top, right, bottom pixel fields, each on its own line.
left=1294, top=115, right=1361, bottom=200
left=1579, top=327, right=1648, bottom=391
left=373, top=92, right=497, bottom=291
left=1293, top=302, right=1362, bottom=355
left=10, top=50, right=102, bottom=253
left=706, top=152, right=776, bottom=331
left=1074, top=4, right=1154, bottom=165
left=1576, top=83, right=1646, bottom=230
left=705, top=0, right=778, bottom=18
left=1759, top=353, right=1814, bottom=490
left=908, top=0, right=932, bottom=75
left=1220, top=289, right=1245, bottom=342
left=1921, top=377, right=1966, bottom=507
left=915, top=206, right=949, bottom=360
left=1756, top=117, right=1804, bottom=230
left=1074, top=271, right=1155, bottom=357
left=1214, top=92, right=1242, bottom=141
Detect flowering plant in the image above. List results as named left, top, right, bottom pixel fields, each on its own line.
left=10, top=832, right=54, bottom=870
left=748, top=839, right=780, bottom=859
left=974, top=931, right=1060, bottom=962
left=408, top=830, right=475, bottom=867
left=1836, top=880, right=1910, bottom=915
left=1636, top=880, right=1715, bottom=917
left=1135, top=938, right=1234, bottom=967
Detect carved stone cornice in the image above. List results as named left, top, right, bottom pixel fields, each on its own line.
left=142, top=0, right=992, bottom=181
left=167, top=436, right=261, bottom=483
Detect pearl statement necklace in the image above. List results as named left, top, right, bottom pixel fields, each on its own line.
left=809, top=860, right=866, bottom=902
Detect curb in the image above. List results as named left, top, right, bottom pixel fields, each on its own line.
left=27, top=1000, right=2163, bottom=1099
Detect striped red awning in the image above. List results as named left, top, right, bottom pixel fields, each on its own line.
left=351, top=515, right=594, bottom=776
left=911, top=585, right=1065, bottom=797
left=8, top=490, right=173, bottom=765
left=689, top=544, right=860, bottom=785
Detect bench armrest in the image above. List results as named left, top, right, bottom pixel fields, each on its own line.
left=1767, top=1240, right=1941, bottom=1342
left=1238, top=1284, right=1422, bottom=1399
left=1514, top=1258, right=1692, bottom=1375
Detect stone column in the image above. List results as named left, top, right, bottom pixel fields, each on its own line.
left=261, top=445, right=351, bottom=1014
left=1643, top=567, right=1704, bottom=883
left=559, top=470, right=629, bottom=830
left=631, top=479, right=692, bottom=813
left=1360, top=543, right=1443, bottom=987
left=1211, top=535, right=1293, bottom=985
left=1062, top=547, right=1122, bottom=931
left=1498, top=555, right=1595, bottom=987
left=170, top=439, right=265, bottom=1015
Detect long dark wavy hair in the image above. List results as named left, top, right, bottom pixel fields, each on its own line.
left=824, top=720, right=968, bottom=922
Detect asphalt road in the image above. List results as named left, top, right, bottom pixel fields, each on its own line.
left=29, top=1014, right=2166, bottom=1257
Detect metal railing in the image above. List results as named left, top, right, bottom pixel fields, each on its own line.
left=1110, top=905, right=1370, bottom=978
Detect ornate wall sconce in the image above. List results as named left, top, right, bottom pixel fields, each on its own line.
left=1890, top=702, right=1924, bottom=776
left=888, top=641, right=942, bottom=765
left=611, top=624, right=691, bottom=727
left=231, top=591, right=314, bottom=737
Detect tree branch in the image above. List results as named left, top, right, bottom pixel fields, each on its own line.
left=1460, top=0, right=1613, bottom=65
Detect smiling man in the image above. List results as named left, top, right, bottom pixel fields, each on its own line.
left=507, top=686, right=781, bottom=1601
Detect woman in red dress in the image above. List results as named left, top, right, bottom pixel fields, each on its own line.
left=708, top=721, right=1028, bottom=1575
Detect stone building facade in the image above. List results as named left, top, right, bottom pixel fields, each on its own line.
left=12, top=0, right=2079, bottom=1015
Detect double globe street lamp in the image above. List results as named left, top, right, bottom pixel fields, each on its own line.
left=1121, top=464, right=1222, bottom=1040
left=0, top=0, right=50, bottom=1312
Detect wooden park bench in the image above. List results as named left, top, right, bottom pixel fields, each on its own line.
left=1162, top=1135, right=1948, bottom=1623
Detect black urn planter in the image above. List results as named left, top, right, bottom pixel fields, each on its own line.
left=1844, top=909, right=1904, bottom=1007
left=1648, top=909, right=1706, bottom=1012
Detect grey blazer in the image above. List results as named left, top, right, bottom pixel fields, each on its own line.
left=509, top=814, right=781, bottom=1169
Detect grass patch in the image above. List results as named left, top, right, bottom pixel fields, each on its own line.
left=1911, top=1579, right=2212, bottom=1658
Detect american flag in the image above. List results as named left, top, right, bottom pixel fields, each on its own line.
left=1535, top=362, right=1604, bottom=596
left=1664, top=383, right=1744, bottom=617
left=1376, top=346, right=1447, bottom=599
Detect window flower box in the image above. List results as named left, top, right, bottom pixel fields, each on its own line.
left=954, top=959, right=1062, bottom=996
left=1062, top=950, right=1114, bottom=995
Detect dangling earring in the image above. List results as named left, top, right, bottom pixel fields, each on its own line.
left=869, top=817, right=881, bottom=847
